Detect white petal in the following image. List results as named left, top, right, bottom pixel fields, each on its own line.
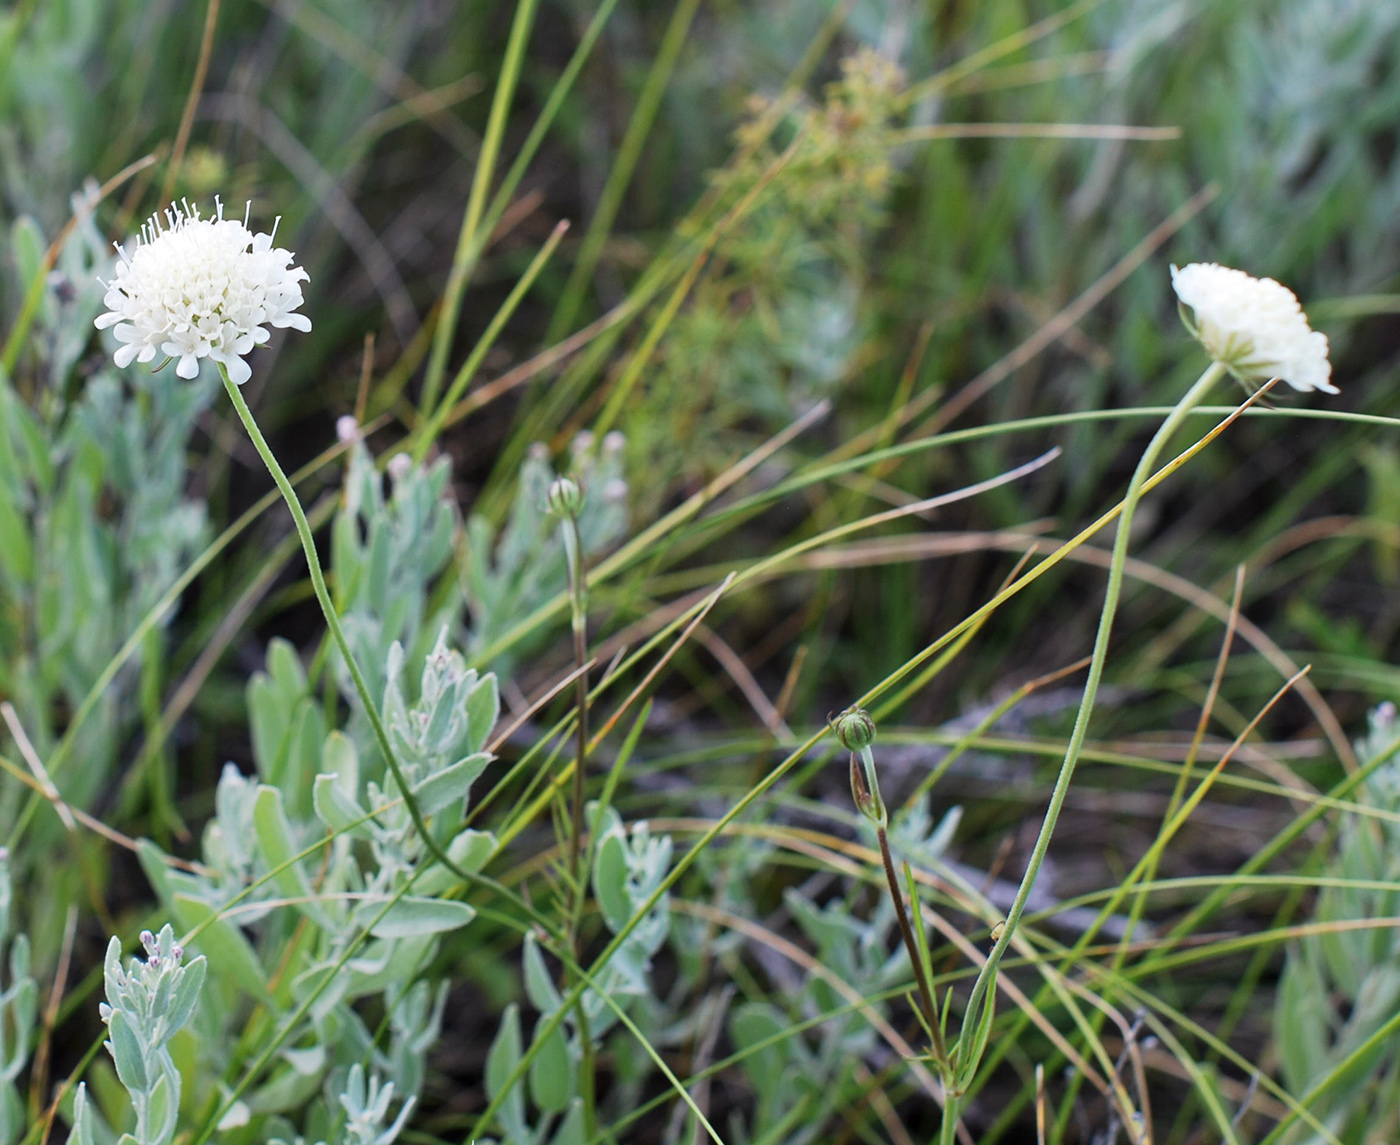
left=224, top=355, right=252, bottom=385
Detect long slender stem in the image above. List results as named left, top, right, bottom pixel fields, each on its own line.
left=953, top=360, right=1226, bottom=1086
left=556, top=509, right=596, bottom=1137
left=876, top=822, right=946, bottom=1065
left=220, top=369, right=472, bottom=882
left=563, top=514, right=590, bottom=897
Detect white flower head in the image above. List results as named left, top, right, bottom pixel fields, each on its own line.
left=1171, top=262, right=1334, bottom=394
left=94, top=199, right=311, bottom=385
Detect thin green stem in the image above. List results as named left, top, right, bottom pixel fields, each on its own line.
left=939, top=1092, right=962, bottom=1145
left=563, top=512, right=591, bottom=904
left=220, top=369, right=473, bottom=884
left=952, top=360, right=1225, bottom=1087
left=555, top=503, right=596, bottom=1139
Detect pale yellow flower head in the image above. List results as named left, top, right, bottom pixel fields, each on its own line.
left=1171, top=262, right=1334, bottom=394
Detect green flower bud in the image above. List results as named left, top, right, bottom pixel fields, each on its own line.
left=546, top=475, right=584, bottom=518
left=830, top=705, right=876, bottom=752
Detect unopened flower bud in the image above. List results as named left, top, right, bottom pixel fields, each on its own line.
left=831, top=705, right=876, bottom=752
left=387, top=452, right=413, bottom=482
left=603, top=430, right=626, bottom=454
left=547, top=476, right=584, bottom=518
left=335, top=415, right=360, bottom=443
left=570, top=430, right=595, bottom=457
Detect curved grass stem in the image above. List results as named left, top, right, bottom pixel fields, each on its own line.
left=952, top=360, right=1226, bottom=1089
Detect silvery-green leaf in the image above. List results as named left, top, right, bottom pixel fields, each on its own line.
left=245, top=1059, right=330, bottom=1117
left=593, top=832, right=630, bottom=934
left=412, top=753, right=491, bottom=815
left=287, top=699, right=327, bottom=819
left=69, top=1084, right=96, bottom=1145
left=448, top=828, right=495, bottom=872
left=344, top=935, right=437, bottom=1001
left=253, top=785, right=328, bottom=926
left=548, top=1099, right=586, bottom=1145
left=215, top=1099, right=251, bottom=1131
left=322, top=730, right=360, bottom=796
left=282, top=1045, right=326, bottom=1075
left=10, top=218, right=45, bottom=313
left=0, top=1081, right=21, bottom=1144
left=101, top=938, right=125, bottom=1018
left=466, top=675, right=499, bottom=755
left=313, top=773, right=372, bottom=839
left=105, top=1010, right=148, bottom=1094
left=171, top=897, right=268, bottom=1003
left=0, top=477, right=32, bottom=583
left=136, top=840, right=176, bottom=909
left=165, top=954, right=206, bottom=1036
left=414, top=829, right=497, bottom=896
left=367, top=521, right=392, bottom=606
left=528, top=1019, right=572, bottom=1114
left=486, top=1004, right=527, bottom=1143
left=291, top=958, right=353, bottom=1025
left=729, top=1002, right=787, bottom=1105
left=360, top=896, right=475, bottom=938
left=144, top=1064, right=178, bottom=1145
left=247, top=673, right=291, bottom=788
left=522, top=933, right=562, bottom=1016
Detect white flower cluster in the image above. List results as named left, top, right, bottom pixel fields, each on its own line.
left=1171, top=262, right=1334, bottom=394
left=95, top=199, right=310, bottom=385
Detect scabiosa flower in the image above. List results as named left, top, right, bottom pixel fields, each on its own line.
left=94, top=199, right=310, bottom=385
left=1171, top=262, right=1335, bottom=394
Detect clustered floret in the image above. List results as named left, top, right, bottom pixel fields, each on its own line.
left=95, top=199, right=311, bottom=385
left=1171, top=262, right=1334, bottom=394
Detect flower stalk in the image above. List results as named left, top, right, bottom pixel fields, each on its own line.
left=832, top=707, right=948, bottom=1072
left=949, top=359, right=1227, bottom=1092
left=549, top=477, right=591, bottom=912
left=220, top=368, right=474, bottom=886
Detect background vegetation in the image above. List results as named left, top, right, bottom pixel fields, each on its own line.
left=2, top=0, right=1400, bottom=1142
